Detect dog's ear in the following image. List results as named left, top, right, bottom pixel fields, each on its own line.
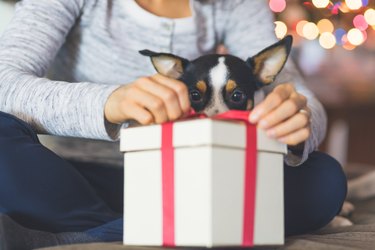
left=139, top=50, right=191, bottom=79
left=246, top=35, right=293, bottom=85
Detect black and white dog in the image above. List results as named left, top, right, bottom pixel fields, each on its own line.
left=140, top=35, right=292, bottom=115
left=141, top=34, right=354, bottom=228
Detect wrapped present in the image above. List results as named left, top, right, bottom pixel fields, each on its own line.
left=120, top=111, right=287, bottom=247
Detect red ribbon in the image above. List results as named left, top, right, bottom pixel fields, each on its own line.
left=161, top=122, right=175, bottom=246
left=161, top=110, right=257, bottom=247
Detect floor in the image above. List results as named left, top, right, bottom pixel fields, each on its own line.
left=38, top=195, right=375, bottom=250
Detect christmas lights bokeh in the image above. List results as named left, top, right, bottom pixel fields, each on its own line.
left=271, top=0, right=375, bottom=50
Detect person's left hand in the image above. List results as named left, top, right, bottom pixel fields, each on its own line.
left=249, top=83, right=311, bottom=147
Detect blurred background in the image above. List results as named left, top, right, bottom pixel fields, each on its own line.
left=0, top=0, right=374, bottom=171
left=270, top=0, right=375, bottom=173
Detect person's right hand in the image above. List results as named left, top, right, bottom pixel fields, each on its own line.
left=104, top=74, right=191, bottom=125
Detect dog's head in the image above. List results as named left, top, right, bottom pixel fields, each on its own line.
left=140, top=35, right=292, bottom=116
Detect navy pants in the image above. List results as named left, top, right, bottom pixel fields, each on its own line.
left=0, top=111, right=347, bottom=239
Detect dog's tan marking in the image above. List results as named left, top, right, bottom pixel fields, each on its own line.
left=196, top=80, right=207, bottom=93
left=225, top=79, right=237, bottom=93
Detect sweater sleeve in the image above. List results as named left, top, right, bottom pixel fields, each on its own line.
left=0, top=0, right=121, bottom=140
left=214, top=0, right=327, bottom=166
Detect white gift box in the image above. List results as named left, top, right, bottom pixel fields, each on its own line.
left=120, top=116, right=287, bottom=247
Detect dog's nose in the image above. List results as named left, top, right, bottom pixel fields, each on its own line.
left=213, top=109, right=219, bottom=114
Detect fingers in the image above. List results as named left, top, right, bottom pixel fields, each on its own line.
left=266, top=110, right=311, bottom=139
left=248, top=83, right=312, bottom=146
left=129, top=87, right=169, bottom=124
left=152, top=74, right=190, bottom=114
left=136, top=77, right=184, bottom=121
left=249, top=84, right=295, bottom=123
left=136, top=74, right=190, bottom=121
left=105, top=74, right=191, bottom=125
left=278, top=126, right=311, bottom=146
left=121, top=103, right=154, bottom=125
left=258, top=92, right=307, bottom=129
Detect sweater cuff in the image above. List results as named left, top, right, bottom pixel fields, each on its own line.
left=85, top=83, right=122, bottom=140
left=284, top=141, right=310, bottom=166
left=104, top=117, right=122, bottom=140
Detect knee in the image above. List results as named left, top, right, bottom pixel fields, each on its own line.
left=0, top=111, right=37, bottom=140
left=288, top=152, right=347, bottom=199
left=284, top=152, right=347, bottom=236
left=0, top=112, right=39, bottom=161
left=306, top=152, right=348, bottom=199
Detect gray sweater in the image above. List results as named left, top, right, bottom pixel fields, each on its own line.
left=0, top=0, right=326, bottom=166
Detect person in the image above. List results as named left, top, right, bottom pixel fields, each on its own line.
left=0, top=0, right=347, bottom=245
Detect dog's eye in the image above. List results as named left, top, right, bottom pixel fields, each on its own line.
left=230, top=90, right=246, bottom=104
left=190, top=90, right=202, bottom=102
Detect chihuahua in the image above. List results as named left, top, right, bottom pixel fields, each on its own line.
left=140, top=35, right=354, bottom=229
left=140, top=35, right=293, bottom=115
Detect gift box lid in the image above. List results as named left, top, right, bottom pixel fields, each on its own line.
left=120, top=119, right=287, bottom=154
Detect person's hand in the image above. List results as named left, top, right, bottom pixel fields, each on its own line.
left=105, top=74, right=191, bottom=125
left=249, top=83, right=311, bottom=147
